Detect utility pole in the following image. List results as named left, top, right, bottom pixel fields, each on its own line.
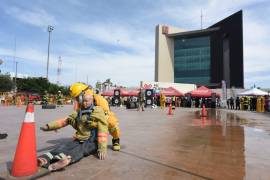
left=46, top=25, right=54, bottom=80
left=57, top=56, right=62, bottom=85
left=13, top=37, right=17, bottom=94
left=14, top=62, right=18, bottom=93
left=0, top=59, right=3, bottom=73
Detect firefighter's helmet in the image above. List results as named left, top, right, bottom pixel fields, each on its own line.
left=70, top=82, right=93, bottom=98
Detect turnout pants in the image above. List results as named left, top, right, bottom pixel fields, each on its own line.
left=39, top=137, right=97, bottom=168
left=108, top=112, right=121, bottom=139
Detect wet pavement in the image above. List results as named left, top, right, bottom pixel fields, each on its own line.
left=1, top=105, right=270, bottom=179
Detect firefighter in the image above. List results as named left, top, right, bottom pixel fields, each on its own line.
left=172, top=96, right=176, bottom=110
left=137, top=88, right=145, bottom=111
left=243, top=96, right=249, bottom=110
left=38, top=89, right=108, bottom=171
left=42, top=91, right=49, bottom=105
left=261, top=96, right=265, bottom=112
left=160, top=93, right=166, bottom=109
left=256, top=96, right=261, bottom=112
left=240, top=97, right=244, bottom=110
left=70, top=82, right=121, bottom=151
left=56, top=91, right=63, bottom=107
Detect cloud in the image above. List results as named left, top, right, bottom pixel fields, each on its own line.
left=1, top=0, right=270, bottom=88
left=155, top=0, right=270, bottom=87
left=70, top=22, right=154, bottom=54
left=57, top=48, right=154, bottom=86
left=0, top=44, right=154, bottom=86
left=4, top=6, right=56, bottom=29
left=245, top=74, right=270, bottom=88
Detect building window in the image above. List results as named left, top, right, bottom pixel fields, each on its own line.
left=174, top=36, right=210, bottom=85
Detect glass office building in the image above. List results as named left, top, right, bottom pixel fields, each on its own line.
left=174, top=36, right=210, bottom=85
left=155, top=10, right=244, bottom=88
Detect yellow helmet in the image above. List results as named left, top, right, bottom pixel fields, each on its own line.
left=69, top=82, right=93, bottom=98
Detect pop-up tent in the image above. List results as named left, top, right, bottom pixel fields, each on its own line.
left=126, top=89, right=140, bottom=96
left=101, top=88, right=128, bottom=96
left=159, top=87, right=184, bottom=97
left=101, top=90, right=114, bottom=96
left=237, top=88, right=268, bottom=96
left=187, top=86, right=220, bottom=98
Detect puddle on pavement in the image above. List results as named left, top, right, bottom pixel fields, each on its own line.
left=181, top=109, right=270, bottom=179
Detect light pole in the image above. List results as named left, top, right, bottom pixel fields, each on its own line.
left=46, top=25, right=54, bottom=80
left=0, top=59, right=3, bottom=73
left=14, top=61, right=18, bottom=93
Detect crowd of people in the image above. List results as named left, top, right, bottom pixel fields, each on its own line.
left=0, top=91, right=71, bottom=106
left=104, top=93, right=220, bottom=109
left=2, top=84, right=270, bottom=174
left=227, top=96, right=270, bottom=112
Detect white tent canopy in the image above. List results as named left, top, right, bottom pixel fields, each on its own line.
left=238, top=88, right=268, bottom=96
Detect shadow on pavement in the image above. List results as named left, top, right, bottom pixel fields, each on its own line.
left=37, top=138, right=73, bottom=153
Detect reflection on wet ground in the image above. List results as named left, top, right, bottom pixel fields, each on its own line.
left=2, top=107, right=270, bottom=179
left=184, top=109, right=270, bottom=179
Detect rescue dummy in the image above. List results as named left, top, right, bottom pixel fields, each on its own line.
left=38, top=90, right=108, bottom=171
left=70, top=82, right=121, bottom=151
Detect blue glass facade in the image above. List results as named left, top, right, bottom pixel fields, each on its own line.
left=174, top=36, right=211, bottom=85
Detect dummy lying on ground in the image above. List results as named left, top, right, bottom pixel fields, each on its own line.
left=38, top=94, right=108, bottom=171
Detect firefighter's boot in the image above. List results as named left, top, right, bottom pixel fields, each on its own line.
left=112, top=138, right=120, bottom=151
left=0, top=133, right=8, bottom=140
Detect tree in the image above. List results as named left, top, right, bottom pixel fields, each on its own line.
left=17, top=77, right=50, bottom=94
left=95, top=81, right=102, bottom=90
left=0, top=73, right=14, bottom=92
left=16, top=77, right=70, bottom=95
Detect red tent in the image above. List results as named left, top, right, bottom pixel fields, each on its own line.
left=159, top=87, right=184, bottom=97
left=101, top=90, right=114, bottom=96
left=102, top=88, right=139, bottom=97
left=188, top=86, right=220, bottom=98
left=119, top=88, right=130, bottom=96
left=126, top=89, right=139, bottom=96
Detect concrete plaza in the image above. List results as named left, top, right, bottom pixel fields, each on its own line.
left=1, top=105, right=270, bottom=179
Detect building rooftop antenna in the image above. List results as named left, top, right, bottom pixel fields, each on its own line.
left=200, top=9, right=203, bottom=29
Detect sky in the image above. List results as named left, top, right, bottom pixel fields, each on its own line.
left=0, top=0, right=269, bottom=88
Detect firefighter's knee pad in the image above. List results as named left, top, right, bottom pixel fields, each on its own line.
left=109, top=126, right=121, bottom=139
left=107, top=112, right=121, bottom=138
left=108, top=113, right=118, bottom=128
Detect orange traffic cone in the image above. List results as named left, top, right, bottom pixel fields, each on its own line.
left=11, top=103, right=37, bottom=177
left=201, top=104, right=207, bottom=117
left=168, top=103, right=173, bottom=115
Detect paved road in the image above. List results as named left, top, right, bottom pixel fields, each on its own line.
left=1, top=105, right=270, bottom=179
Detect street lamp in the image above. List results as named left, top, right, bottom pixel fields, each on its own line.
left=0, top=59, right=3, bottom=73
left=46, top=25, right=54, bottom=80
left=14, top=61, right=18, bottom=93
